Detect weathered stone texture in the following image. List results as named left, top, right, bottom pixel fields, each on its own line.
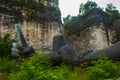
left=0, top=0, right=61, bottom=50
left=69, top=24, right=117, bottom=53
left=65, top=9, right=119, bottom=53
left=0, top=19, right=61, bottom=50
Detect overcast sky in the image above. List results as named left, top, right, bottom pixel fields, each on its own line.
left=59, top=0, right=120, bottom=19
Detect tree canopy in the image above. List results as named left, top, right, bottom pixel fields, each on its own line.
left=79, top=0, right=102, bottom=15
left=63, top=15, right=77, bottom=26
left=105, top=3, right=120, bottom=19
left=63, top=1, right=120, bottom=26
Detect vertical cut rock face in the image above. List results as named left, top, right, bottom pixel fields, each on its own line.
left=70, top=24, right=117, bottom=53
left=0, top=0, right=62, bottom=50
left=0, top=18, right=62, bottom=50
left=20, top=21, right=61, bottom=50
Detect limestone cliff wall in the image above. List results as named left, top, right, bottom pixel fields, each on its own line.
left=0, top=20, right=61, bottom=50
left=66, top=9, right=119, bottom=53
left=69, top=23, right=117, bottom=53
left=0, top=0, right=62, bottom=50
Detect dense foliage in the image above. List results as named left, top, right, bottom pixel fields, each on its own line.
left=63, top=15, right=77, bottom=26
left=85, top=56, right=120, bottom=80
left=0, top=51, right=120, bottom=80
left=105, top=3, right=120, bottom=19
left=79, top=1, right=102, bottom=15
left=0, top=34, right=14, bottom=57
left=10, top=53, right=77, bottom=80
left=7, top=53, right=120, bottom=80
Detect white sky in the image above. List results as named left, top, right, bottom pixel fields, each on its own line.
left=59, top=0, right=120, bottom=19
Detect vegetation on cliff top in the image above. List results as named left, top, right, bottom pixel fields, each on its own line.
left=63, top=1, right=120, bottom=35
left=64, top=0, right=120, bottom=23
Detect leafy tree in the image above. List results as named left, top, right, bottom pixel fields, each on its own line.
left=63, top=15, right=72, bottom=25
left=79, top=0, right=102, bottom=15
left=106, top=3, right=116, bottom=10
left=105, top=3, right=120, bottom=19
left=79, top=3, right=84, bottom=15
left=63, top=15, right=77, bottom=26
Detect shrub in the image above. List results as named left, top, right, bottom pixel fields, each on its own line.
left=0, top=34, right=13, bottom=57
left=9, top=52, right=120, bottom=80
left=10, top=53, right=85, bottom=80
left=84, top=55, right=120, bottom=80
left=10, top=53, right=57, bottom=80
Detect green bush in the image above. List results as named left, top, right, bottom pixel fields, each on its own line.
left=0, top=34, right=13, bottom=57
left=10, top=53, right=56, bottom=80
left=10, top=53, right=83, bottom=80
left=9, top=53, right=120, bottom=80
left=84, top=55, right=120, bottom=80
